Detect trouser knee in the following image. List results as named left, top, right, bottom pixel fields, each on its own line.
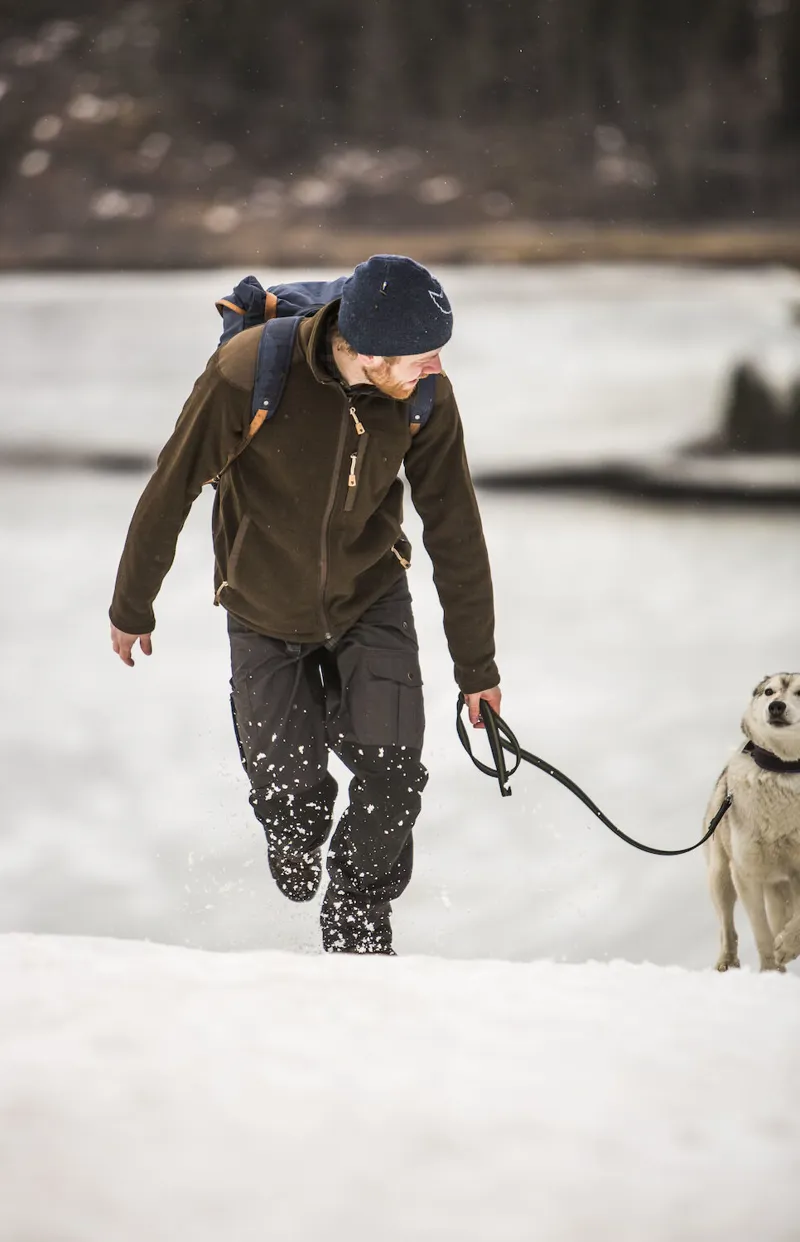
left=250, top=772, right=338, bottom=852
left=326, top=745, right=428, bottom=902
left=339, top=745, right=428, bottom=843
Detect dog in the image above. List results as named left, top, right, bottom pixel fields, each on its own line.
left=704, top=672, right=800, bottom=972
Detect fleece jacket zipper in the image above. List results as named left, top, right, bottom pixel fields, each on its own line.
left=318, top=399, right=352, bottom=639
left=344, top=409, right=368, bottom=512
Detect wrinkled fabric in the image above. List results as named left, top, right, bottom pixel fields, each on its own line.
left=229, top=578, right=429, bottom=950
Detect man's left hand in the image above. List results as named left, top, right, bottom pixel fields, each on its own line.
left=464, top=686, right=502, bottom=728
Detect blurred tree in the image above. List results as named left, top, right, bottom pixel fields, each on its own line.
left=0, top=0, right=798, bottom=226
left=158, top=0, right=799, bottom=146
left=0, top=0, right=116, bottom=21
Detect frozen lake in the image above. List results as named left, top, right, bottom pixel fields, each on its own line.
left=4, top=263, right=800, bottom=467
left=1, top=265, right=799, bottom=971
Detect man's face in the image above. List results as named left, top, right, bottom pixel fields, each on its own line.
left=361, top=349, right=443, bottom=400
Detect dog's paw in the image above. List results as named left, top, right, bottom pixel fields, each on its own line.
left=759, top=957, right=787, bottom=973
left=774, top=930, right=800, bottom=968
left=715, top=956, right=740, bottom=972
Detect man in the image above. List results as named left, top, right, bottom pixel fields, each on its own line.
left=109, top=254, right=500, bottom=954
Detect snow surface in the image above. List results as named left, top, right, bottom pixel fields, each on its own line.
left=1, top=268, right=800, bottom=1239
left=0, top=934, right=798, bottom=1242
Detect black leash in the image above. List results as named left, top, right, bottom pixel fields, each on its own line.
left=456, top=695, right=732, bottom=857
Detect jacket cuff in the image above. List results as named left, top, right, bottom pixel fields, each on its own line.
left=455, top=661, right=500, bottom=695
left=109, top=605, right=156, bottom=635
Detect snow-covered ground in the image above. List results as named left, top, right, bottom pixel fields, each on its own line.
left=1, top=267, right=799, bottom=1240
left=1, top=934, right=798, bottom=1242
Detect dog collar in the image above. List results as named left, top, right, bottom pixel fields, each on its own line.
left=743, top=740, right=800, bottom=773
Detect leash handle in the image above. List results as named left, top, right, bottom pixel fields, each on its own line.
left=480, top=698, right=512, bottom=796
left=456, top=695, right=732, bottom=856
left=456, top=694, right=518, bottom=796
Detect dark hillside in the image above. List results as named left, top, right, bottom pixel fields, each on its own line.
left=1, top=1, right=799, bottom=265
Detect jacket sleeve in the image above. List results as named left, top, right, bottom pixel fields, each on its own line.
left=109, top=353, right=248, bottom=635
left=403, top=374, right=499, bottom=694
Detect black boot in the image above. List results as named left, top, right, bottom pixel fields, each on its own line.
left=266, top=840, right=323, bottom=903
left=252, top=773, right=337, bottom=903
left=320, top=886, right=394, bottom=954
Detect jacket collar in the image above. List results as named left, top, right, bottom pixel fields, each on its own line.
left=743, top=739, right=800, bottom=773
left=299, top=300, right=344, bottom=385
left=298, top=300, right=394, bottom=401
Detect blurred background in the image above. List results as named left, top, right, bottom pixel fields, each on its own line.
left=2, top=0, right=800, bottom=264
left=1, top=0, right=799, bottom=969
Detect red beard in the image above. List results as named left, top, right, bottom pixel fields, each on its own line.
left=362, top=361, right=418, bottom=401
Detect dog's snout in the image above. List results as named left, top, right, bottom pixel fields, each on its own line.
left=768, top=699, right=787, bottom=716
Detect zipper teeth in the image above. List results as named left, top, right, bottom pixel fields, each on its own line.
left=319, top=402, right=351, bottom=635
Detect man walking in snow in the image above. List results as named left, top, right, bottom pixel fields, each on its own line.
left=109, top=254, right=500, bottom=954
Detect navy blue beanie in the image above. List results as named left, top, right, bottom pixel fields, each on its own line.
left=338, top=254, right=453, bottom=356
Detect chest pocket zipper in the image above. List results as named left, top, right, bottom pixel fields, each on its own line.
left=344, top=434, right=370, bottom=511
left=344, top=407, right=369, bottom=512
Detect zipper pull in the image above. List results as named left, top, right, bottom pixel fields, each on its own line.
left=348, top=453, right=358, bottom=488
left=349, top=407, right=365, bottom=436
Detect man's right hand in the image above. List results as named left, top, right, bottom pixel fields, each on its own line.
left=110, top=625, right=153, bottom=667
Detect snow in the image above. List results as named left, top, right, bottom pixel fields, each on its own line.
left=1, top=934, right=798, bottom=1242
left=1, top=267, right=800, bottom=1239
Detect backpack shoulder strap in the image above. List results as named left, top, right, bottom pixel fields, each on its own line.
left=407, top=374, right=437, bottom=436
left=207, top=317, right=301, bottom=487
left=209, top=320, right=438, bottom=487
left=250, top=315, right=301, bottom=421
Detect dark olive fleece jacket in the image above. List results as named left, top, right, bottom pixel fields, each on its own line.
left=109, top=302, right=499, bottom=694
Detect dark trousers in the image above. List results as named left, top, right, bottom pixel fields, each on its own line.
left=228, top=576, right=428, bottom=949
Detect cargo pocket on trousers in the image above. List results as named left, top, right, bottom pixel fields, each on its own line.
left=347, top=649, right=425, bottom=751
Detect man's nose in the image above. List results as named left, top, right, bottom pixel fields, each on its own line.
left=768, top=699, right=786, bottom=716
left=421, top=356, right=442, bottom=375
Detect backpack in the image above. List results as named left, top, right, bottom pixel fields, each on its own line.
left=209, top=274, right=437, bottom=485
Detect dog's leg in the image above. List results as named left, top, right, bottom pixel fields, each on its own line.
left=708, top=846, right=739, bottom=971
left=732, top=870, right=784, bottom=971
left=774, top=878, right=800, bottom=967
left=765, top=882, right=792, bottom=939
left=774, top=917, right=800, bottom=967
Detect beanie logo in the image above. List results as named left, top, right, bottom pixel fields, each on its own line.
left=428, top=288, right=452, bottom=316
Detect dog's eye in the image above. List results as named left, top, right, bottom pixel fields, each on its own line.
left=764, top=688, right=775, bottom=697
